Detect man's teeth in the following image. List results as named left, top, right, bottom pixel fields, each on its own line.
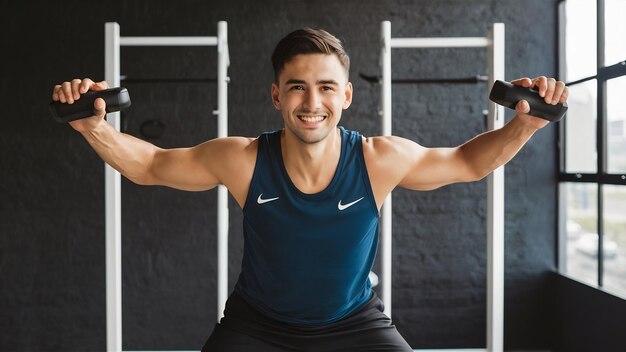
left=298, top=115, right=325, bottom=122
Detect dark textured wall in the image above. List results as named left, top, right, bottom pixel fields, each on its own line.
left=550, top=273, right=626, bottom=352
left=1, top=0, right=561, bottom=351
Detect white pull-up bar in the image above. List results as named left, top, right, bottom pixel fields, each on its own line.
left=380, top=21, right=505, bottom=352
left=104, top=21, right=229, bottom=352
left=119, top=37, right=219, bottom=46
left=390, top=37, right=490, bottom=48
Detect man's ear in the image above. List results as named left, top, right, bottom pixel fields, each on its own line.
left=343, top=82, right=353, bottom=109
left=271, top=83, right=281, bottom=110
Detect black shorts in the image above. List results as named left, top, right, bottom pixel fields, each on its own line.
left=201, top=290, right=413, bottom=352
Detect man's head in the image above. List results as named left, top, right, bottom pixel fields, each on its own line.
left=271, top=28, right=350, bottom=84
left=271, top=29, right=353, bottom=145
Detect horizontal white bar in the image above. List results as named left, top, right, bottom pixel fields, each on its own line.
left=413, top=350, right=485, bottom=352
left=120, top=36, right=218, bottom=46
left=391, top=37, right=488, bottom=48
left=124, top=348, right=548, bottom=351
left=125, top=350, right=480, bottom=352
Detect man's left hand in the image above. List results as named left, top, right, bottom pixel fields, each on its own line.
left=510, top=76, right=569, bottom=130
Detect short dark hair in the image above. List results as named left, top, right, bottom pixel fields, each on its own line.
left=271, top=28, right=350, bottom=83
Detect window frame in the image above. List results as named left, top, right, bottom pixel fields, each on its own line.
left=558, top=0, right=626, bottom=292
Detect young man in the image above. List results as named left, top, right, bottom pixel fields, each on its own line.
left=52, top=28, right=567, bottom=351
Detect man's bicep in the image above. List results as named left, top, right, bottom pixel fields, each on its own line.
left=147, top=139, right=232, bottom=191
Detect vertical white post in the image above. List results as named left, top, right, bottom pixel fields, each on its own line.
left=216, top=20, right=230, bottom=321
left=557, top=1, right=568, bottom=273
left=487, top=23, right=505, bottom=352
left=104, top=22, right=122, bottom=352
left=380, top=20, right=393, bottom=318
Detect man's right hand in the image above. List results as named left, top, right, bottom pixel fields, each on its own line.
left=52, top=78, right=109, bottom=132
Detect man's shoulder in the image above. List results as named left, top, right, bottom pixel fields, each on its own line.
left=226, top=136, right=259, bottom=156
left=360, top=135, right=410, bottom=155
left=200, top=136, right=258, bottom=165
left=217, top=135, right=258, bottom=149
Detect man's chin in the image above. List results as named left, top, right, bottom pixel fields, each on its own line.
left=291, top=129, right=332, bottom=145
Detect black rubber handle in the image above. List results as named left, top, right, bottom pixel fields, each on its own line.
left=49, top=87, right=131, bottom=123
left=488, top=80, right=567, bottom=122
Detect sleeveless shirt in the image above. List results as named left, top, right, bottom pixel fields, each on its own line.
left=234, top=126, right=379, bottom=326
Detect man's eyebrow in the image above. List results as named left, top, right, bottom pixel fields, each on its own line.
left=284, top=79, right=340, bottom=85
left=285, top=79, right=306, bottom=85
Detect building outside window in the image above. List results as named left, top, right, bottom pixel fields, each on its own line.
left=559, top=0, right=626, bottom=298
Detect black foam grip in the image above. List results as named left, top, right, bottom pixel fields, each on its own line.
left=49, top=87, right=131, bottom=123
left=488, top=80, right=567, bottom=122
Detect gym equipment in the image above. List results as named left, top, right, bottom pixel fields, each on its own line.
left=379, top=21, right=505, bottom=352
left=489, top=80, right=568, bottom=122
left=103, top=21, right=229, bottom=352
left=49, top=87, right=131, bottom=123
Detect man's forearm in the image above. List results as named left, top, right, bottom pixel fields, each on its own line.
left=80, top=120, right=157, bottom=184
left=460, top=115, right=538, bottom=180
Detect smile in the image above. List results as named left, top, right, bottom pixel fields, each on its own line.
left=297, top=115, right=326, bottom=123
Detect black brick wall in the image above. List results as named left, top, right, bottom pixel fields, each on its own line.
left=1, top=0, right=560, bottom=350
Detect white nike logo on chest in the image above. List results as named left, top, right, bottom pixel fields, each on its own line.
left=338, top=197, right=364, bottom=210
left=257, top=194, right=279, bottom=204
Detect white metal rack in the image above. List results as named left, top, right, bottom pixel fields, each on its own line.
left=104, top=21, right=230, bottom=352
left=379, top=21, right=505, bottom=352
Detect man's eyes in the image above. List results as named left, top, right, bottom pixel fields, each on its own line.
left=288, top=85, right=335, bottom=91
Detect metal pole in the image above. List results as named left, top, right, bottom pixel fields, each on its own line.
left=597, top=0, right=606, bottom=290
left=119, top=36, right=218, bottom=46
left=486, top=23, right=505, bottom=352
left=380, top=20, right=393, bottom=318
left=216, top=20, right=230, bottom=322
left=390, top=37, right=489, bottom=48
left=557, top=1, right=568, bottom=274
left=104, top=22, right=122, bottom=352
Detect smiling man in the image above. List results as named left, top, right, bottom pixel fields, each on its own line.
left=52, top=28, right=567, bottom=351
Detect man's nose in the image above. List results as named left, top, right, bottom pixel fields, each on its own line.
left=303, top=89, right=322, bottom=110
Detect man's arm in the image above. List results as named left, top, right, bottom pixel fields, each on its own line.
left=365, top=76, right=568, bottom=206
left=80, top=120, right=251, bottom=191
left=53, top=78, right=255, bottom=196
left=398, top=115, right=538, bottom=190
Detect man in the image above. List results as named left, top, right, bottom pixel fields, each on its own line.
left=52, top=28, right=567, bottom=351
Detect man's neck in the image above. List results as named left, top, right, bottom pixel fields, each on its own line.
left=280, top=128, right=341, bottom=194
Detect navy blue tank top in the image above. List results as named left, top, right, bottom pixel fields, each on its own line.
left=234, top=127, right=379, bottom=326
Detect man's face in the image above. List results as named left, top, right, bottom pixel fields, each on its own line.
left=272, top=53, right=352, bottom=144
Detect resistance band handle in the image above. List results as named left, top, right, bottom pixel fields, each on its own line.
left=488, top=80, right=567, bottom=122
left=49, top=87, right=131, bottom=123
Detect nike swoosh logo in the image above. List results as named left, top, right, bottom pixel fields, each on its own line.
left=257, top=194, right=279, bottom=204
left=338, top=197, right=364, bottom=211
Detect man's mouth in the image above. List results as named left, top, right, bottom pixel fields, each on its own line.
left=297, top=115, right=326, bottom=123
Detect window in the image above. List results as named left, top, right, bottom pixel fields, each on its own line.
left=607, top=76, right=626, bottom=173
left=559, top=0, right=626, bottom=298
